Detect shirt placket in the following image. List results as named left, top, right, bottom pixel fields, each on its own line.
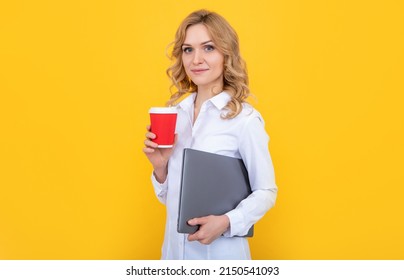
left=180, top=102, right=208, bottom=258
left=190, top=103, right=208, bottom=148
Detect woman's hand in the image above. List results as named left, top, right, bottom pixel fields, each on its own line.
left=143, top=125, right=176, bottom=183
left=187, top=215, right=230, bottom=245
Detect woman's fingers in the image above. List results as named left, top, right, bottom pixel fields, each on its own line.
left=143, top=147, right=155, bottom=154
left=145, top=131, right=156, bottom=139
left=144, top=125, right=158, bottom=148
left=144, top=138, right=158, bottom=148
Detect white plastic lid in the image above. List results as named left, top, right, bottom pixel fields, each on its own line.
left=149, top=107, right=177, bottom=114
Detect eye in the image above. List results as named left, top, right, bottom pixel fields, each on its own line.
left=182, top=47, right=193, bottom=53
left=204, top=45, right=215, bottom=52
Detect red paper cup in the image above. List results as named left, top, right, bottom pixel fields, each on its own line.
left=149, top=107, right=178, bottom=148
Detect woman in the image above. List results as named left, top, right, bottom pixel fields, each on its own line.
left=143, top=9, right=277, bottom=259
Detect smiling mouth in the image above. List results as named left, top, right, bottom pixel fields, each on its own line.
left=191, top=69, right=209, bottom=74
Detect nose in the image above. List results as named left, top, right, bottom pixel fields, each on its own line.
left=192, top=49, right=204, bottom=65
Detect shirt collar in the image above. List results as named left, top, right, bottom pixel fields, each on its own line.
left=177, top=93, right=196, bottom=111
left=177, top=91, right=231, bottom=111
left=209, top=91, right=231, bottom=110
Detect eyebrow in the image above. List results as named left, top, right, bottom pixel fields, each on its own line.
left=182, top=40, right=213, bottom=47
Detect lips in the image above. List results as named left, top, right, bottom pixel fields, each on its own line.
left=191, top=69, right=209, bottom=74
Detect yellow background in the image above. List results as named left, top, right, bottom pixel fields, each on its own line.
left=1, top=0, right=403, bottom=259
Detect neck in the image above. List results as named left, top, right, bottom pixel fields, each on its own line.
left=194, top=85, right=223, bottom=109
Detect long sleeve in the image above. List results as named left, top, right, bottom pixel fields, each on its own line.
left=151, top=172, right=169, bottom=205
left=224, top=114, right=278, bottom=237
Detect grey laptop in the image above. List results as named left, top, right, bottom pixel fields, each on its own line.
left=177, top=148, right=254, bottom=237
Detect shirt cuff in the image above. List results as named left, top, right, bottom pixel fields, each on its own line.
left=223, top=210, right=246, bottom=237
left=151, top=171, right=168, bottom=202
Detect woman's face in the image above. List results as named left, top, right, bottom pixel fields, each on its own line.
left=181, top=24, right=224, bottom=93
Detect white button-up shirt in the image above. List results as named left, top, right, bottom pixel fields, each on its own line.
left=151, top=91, right=278, bottom=259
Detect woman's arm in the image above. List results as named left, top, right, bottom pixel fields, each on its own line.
left=224, top=113, right=278, bottom=237
left=143, top=125, right=177, bottom=204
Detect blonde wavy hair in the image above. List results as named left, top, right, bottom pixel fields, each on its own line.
left=166, top=9, right=250, bottom=119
